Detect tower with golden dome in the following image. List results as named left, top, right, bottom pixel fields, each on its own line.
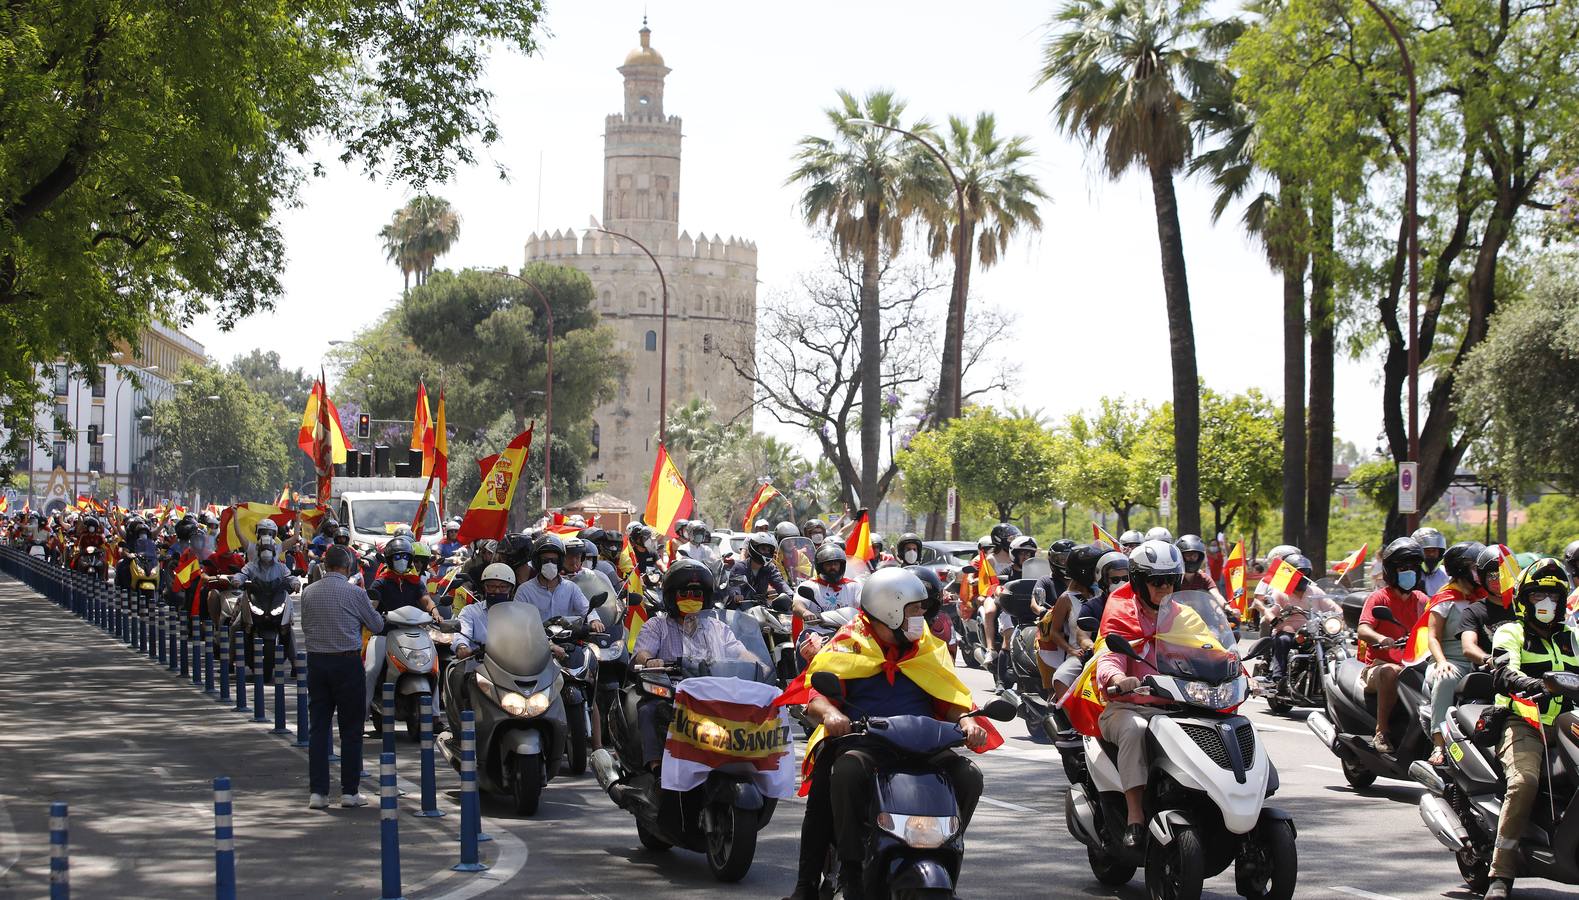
left=525, top=21, right=758, bottom=506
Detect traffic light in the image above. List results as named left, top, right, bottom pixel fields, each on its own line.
left=357, top=413, right=370, bottom=439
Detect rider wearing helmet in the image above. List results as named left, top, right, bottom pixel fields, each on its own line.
left=1423, top=541, right=1488, bottom=766
left=1046, top=538, right=1076, bottom=598
left=1483, top=558, right=1579, bottom=900
left=680, top=521, right=714, bottom=561
left=367, top=535, right=437, bottom=617
left=1251, top=544, right=1303, bottom=624
left=791, top=567, right=989, bottom=900
left=774, top=521, right=800, bottom=544
left=1413, top=526, right=1450, bottom=595
left=794, top=545, right=863, bottom=660
left=514, top=535, right=603, bottom=641
left=1096, top=540, right=1189, bottom=850
left=802, top=519, right=829, bottom=547
left=1051, top=550, right=1133, bottom=698
left=1008, top=535, right=1040, bottom=581
left=725, top=531, right=789, bottom=607
left=894, top=532, right=924, bottom=567
left=1461, top=544, right=1518, bottom=668
left=1177, top=533, right=1235, bottom=622
left=1145, top=526, right=1173, bottom=543
left=868, top=533, right=892, bottom=567
left=436, top=519, right=465, bottom=574
left=978, top=524, right=1022, bottom=667
left=452, top=563, right=519, bottom=660
left=1118, top=529, right=1145, bottom=553
left=1264, top=554, right=1330, bottom=686
left=1040, top=544, right=1102, bottom=701
left=227, top=534, right=302, bottom=680
left=1357, top=537, right=1429, bottom=754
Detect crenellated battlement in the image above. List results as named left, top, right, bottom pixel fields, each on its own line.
left=524, top=228, right=758, bottom=266
left=606, top=112, right=683, bottom=129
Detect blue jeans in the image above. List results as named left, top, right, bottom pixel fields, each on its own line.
left=1270, top=633, right=1299, bottom=679
left=308, top=653, right=366, bottom=796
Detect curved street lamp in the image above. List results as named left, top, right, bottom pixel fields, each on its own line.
left=588, top=216, right=670, bottom=445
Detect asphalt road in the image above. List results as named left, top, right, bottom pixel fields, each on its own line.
left=1, top=572, right=1574, bottom=899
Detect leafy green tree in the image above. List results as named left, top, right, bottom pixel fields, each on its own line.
left=788, top=90, right=940, bottom=509
left=229, top=350, right=316, bottom=490
left=380, top=195, right=462, bottom=293
left=947, top=407, right=1062, bottom=523
left=1196, top=387, right=1282, bottom=542
left=1056, top=398, right=1168, bottom=531
left=149, top=364, right=289, bottom=503
left=663, top=399, right=746, bottom=502
left=1512, top=495, right=1579, bottom=557
left=1038, top=0, right=1216, bottom=535
left=0, top=0, right=546, bottom=461
left=895, top=430, right=954, bottom=523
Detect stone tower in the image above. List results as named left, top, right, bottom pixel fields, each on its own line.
left=525, top=22, right=758, bottom=508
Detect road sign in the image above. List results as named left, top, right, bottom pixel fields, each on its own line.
left=1398, top=462, right=1419, bottom=515
left=946, top=487, right=959, bottom=531
left=1159, top=476, right=1172, bottom=519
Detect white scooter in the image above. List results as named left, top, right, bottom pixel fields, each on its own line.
left=367, top=606, right=440, bottom=739
left=1065, top=590, right=1297, bottom=900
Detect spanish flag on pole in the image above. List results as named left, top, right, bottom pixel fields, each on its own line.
left=1092, top=522, right=1122, bottom=552
left=456, top=425, right=534, bottom=544
left=643, top=443, right=694, bottom=539
left=1333, top=543, right=1368, bottom=581
left=1493, top=544, right=1520, bottom=608
left=170, top=547, right=201, bottom=592
left=1266, top=557, right=1305, bottom=596
left=296, top=379, right=349, bottom=464
left=216, top=502, right=296, bottom=555
left=845, top=508, right=875, bottom=564
left=973, top=549, right=1000, bottom=596
left=1223, top=541, right=1247, bottom=616
left=411, top=381, right=436, bottom=477
left=742, top=482, right=782, bottom=532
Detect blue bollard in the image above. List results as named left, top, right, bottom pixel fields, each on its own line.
left=213, top=777, right=236, bottom=900
left=294, top=651, right=310, bottom=748
left=172, top=607, right=185, bottom=675
left=415, top=695, right=443, bottom=817
left=49, top=801, right=68, bottom=900
left=153, top=598, right=165, bottom=664
left=116, top=590, right=127, bottom=643
left=380, top=753, right=404, bottom=899
left=189, top=618, right=201, bottom=685
left=271, top=640, right=288, bottom=735
left=204, top=621, right=217, bottom=695
left=134, top=593, right=145, bottom=652
left=234, top=650, right=248, bottom=714
left=382, top=683, right=396, bottom=759
left=252, top=635, right=266, bottom=722
left=452, top=709, right=487, bottom=871
left=218, top=626, right=231, bottom=702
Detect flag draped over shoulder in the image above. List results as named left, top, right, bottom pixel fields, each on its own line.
left=1406, top=586, right=1468, bottom=665
left=644, top=444, right=694, bottom=539
left=456, top=426, right=533, bottom=544
left=845, top=508, right=874, bottom=564
left=742, top=483, right=782, bottom=532
left=1224, top=541, right=1247, bottom=616
left=661, top=677, right=796, bottom=798
left=1058, top=597, right=1229, bottom=738
left=776, top=613, right=1002, bottom=794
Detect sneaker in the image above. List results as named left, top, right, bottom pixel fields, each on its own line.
left=340, top=793, right=368, bottom=808
left=307, top=793, right=329, bottom=810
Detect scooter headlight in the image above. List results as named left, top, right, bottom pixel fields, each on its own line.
left=406, top=648, right=434, bottom=672
left=249, top=603, right=266, bottom=617
left=876, top=812, right=958, bottom=849
left=1182, top=679, right=1246, bottom=710
left=500, top=689, right=551, bottom=718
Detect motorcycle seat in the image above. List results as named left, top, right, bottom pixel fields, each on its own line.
left=1453, top=704, right=1490, bottom=737
left=1334, top=658, right=1373, bottom=714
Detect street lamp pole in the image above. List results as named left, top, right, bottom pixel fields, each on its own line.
left=491, top=268, right=556, bottom=513
left=850, top=117, right=967, bottom=423
left=184, top=464, right=240, bottom=507
left=1359, top=0, right=1420, bottom=534
left=590, top=218, right=670, bottom=445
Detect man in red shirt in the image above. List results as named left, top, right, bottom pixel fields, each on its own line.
left=1356, top=538, right=1429, bottom=753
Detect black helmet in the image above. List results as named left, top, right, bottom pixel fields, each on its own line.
left=1118, top=529, right=1145, bottom=550
left=895, top=532, right=924, bottom=564
left=1474, top=544, right=1506, bottom=589
left=1012, top=535, right=1042, bottom=565
left=814, top=543, right=848, bottom=582
left=1046, top=538, right=1075, bottom=572
left=1175, top=534, right=1207, bottom=573
left=1512, top=557, right=1572, bottom=627
left=319, top=516, right=340, bottom=536
left=774, top=521, right=800, bottom=542
left=1380, top=537, right=1424, bottom=591
left=990, top=523, right=1022, bottom=552
left=499, top=531, right=535, bottom=567
left=175, top=518, right=198, bottom=541
left=1563, top=540, right=1579, bottom=580
left=332, top=525, right=352, bottom=545
left=562, top=537, right=590, bottom=560
left=907, top=564, right=946, bottom=621
left=1066, top=543, right=1104, bottom=589
left=199, top=510, right=219, bottom=529
left=1284, top=554, right=1315, bottom=580
left=747, top=531, right=777, bottom=562
left=578, top=526, right=603, bottom=545
left=532, top=533, right=566, bottom=566
left=661, top=558, right=716, bottom=616
left=689, top=522, right=713, bottom=545
left=1443, top=541, right=1485, bottom=585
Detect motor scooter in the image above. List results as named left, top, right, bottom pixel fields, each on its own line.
left=1065, top=591, right=1298, bottom=900
left=438, top=602, right=567, bottom=815
left=547, top=612, right=615, bottom=776
left=240, top=574, right=295, bottom=683
left=368, top=606, right=440, bottom=739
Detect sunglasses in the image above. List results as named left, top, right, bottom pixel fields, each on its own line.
left=677, top=586, right=705, bottom=599
left=1145, top=575, right=1178, bottom=588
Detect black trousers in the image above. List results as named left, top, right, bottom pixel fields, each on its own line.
left=796, top=743, right=984, bottom=876
left=308, top=653, right=366, bottom=796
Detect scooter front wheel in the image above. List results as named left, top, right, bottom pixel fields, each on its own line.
left=1234, top=818, right=1297, bottom=900
left=1088, top=843, right=1136, bottom=886
left=1145, top=821, right=1203, bottom=900
left=1340, top=758, right=1377, bottom=791
left=705, top=803, right=758, bottom=882
left=511, top=754, right=545, bottom=816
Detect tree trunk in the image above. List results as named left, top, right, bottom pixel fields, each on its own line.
left=1280, top=253, right=1307, bottom=548
left=1303, top=194, right=1336, bottom=572
left=924, top=501, right=943, bottom=540
left=1147, top=163, right=1201, bottom=535
left=937, top=212, right=972, bottom=425
left=1496, top=489, right=1509, bottom=545
left=858, top=206, right=882, bottom=510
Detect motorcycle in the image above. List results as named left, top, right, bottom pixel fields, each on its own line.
left=438, top=601, right=567, bottom=815
left=240, top=574, right=294, bottom=683
left=1238, top=594, right=1349, bottom=716
left=591, top=608, right=783, bottom=882
left=1065, top=590, right=1297, bottom=900
left=1414, top=669, right=1579, bottom=895
left=810, top=670, right=1018, bottom=899
left=368, top=606, right=440, bottom=740
left=73, top=543, right=108, bottom=581
left=988, top=561, right=1056, bottom=736
left=546, top=611, right=615, bottom=776
left=1304, top=604, right=1437, bottom=790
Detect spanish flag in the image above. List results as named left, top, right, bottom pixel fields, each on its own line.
left=1224, top=541, right=1247, bottom=616
left=170, top=547, right=201, bottom=592
left=1406, top=585, right=1467, bottom=665
left=624, top=597, right=649, bottom=654
left=0, top=496, right=8, bottom=514
left=216, top=502, right=296, bottom=555
left=1333, top=543, right=1368, bottom=581
left=845, top=508, right=875, bottom=564
left=1510, top=694, right=1544, bottom=733
left=296, top=380, right=349, bottom=464
left=974, top=549, right=1000, bottom=596
left=456, top=425, right=533, bottom=544
left=643, top=443, right=694, bottom=539
left=1493, top=544, right=1520, bottom=608
left=1092, top=522, right=1122, bottom=552
left=742, top=482, right=782, bottom=532
left=411, top=381, right=435, bottom=476
left=431, top=389, right=448, bottom=485
left=1266, top=557, right=1305, bottom=596
left=276, top=484, right=291, bottom=508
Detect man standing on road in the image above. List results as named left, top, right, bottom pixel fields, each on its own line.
left=300, top=545, right=386, bottom=810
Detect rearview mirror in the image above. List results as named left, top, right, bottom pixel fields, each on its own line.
left=1077, top=616, right=1099, bottom=634
left=798, top=584, right=816, bottom=601
left=1104, top=633, right=1141, bottom=658
left=977, top=698, right=1017, bottom=722
left=588, top=591, right=608, bottom=609
left=1371, top=605, right=1398, bottom=625
left=771, top=595, right=793, bottom=614
left=810, top=671, right=844, bottom=699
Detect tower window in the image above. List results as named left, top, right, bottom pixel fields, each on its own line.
left=703, top=334, right=713, bottom=354
left=639, top=95, right=650, bottom=106
left=644, top=330, right=657, bottom=352
left=590, top=422, right=601, bottom=462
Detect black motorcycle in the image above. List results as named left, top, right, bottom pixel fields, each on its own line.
left=1240, top=595, right=1349, bottom=716
left=546, top=613, right=614, bottom=777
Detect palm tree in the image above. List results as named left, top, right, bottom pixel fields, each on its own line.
left=1037, top=0, right=1219, bottom=536
left=379, top=195, right=462, bottom=294
left=788, top=89, right=937, bottom=509
left=928, top=113, right=1048, bottom=421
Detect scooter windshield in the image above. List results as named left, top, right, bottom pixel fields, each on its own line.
left=485, top=602, right=551, bottom=676
left=778, top=537, right=816, bottom=587
left=1151, top=590, right=1241, bottom=684
left=678, top=608, right=776, bottom=685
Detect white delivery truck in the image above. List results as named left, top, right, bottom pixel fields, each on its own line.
left=330, top=477, right=442, bottom=553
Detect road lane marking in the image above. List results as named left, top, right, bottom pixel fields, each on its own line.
left=979, top=796, right=1037, bottom=814
left=1331, top=887, right=1403, bottom=900
left=1305, top=764, right=1342, bottom=774
left=151, top=765, right=171, bottom=778
left=1254, top=722, right=1303, bottom=734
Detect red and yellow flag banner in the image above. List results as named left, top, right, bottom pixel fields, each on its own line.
left=973, top=549, right=1000, bottom=596
left=216, top=502, right=296, bottom=555
left=662, top=677, right=796, bottom=796
left=1266, top=557, right=1305, bottom=596
left=742, top=482, right=782, bottom=532
left=411, top=380, right=434, bottom=472
left=431, top=389, right=448, bottom=487
left=845, top=508, right=874, bottom=563
left=1493, top=544, right=1520, bottom=608
left=1510, top=694, right=1544, bottom=733
left=170, top=547, right=201, bottom=592
left=644, top=443, right=694, bottom=539
left=297, top=379, right=349, bottom=464
left=1092, top=522, right=1121, bottom=552
left=456, top=425, right=534, bottom=545
left=1224, top=541, right=1247, bottom=616
left=1406, top=585, right=1468, bottom=665
left=624, top=592, right=649, bottom=654
left=1333, top=543, right=1368, bottom=580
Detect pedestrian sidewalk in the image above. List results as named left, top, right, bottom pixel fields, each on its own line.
left=0, top=574, right=518, bottom=898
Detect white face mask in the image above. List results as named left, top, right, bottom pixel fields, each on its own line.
left=259, top=552, right=275, bottom=566
left=811, top=534, right=825, bottom=546
left=902, top=550, right=918, bottom=564
left=539, top=562, right=559, bottom=581
left=903, top=615, right=927, bottom=641
left=1535, top=598, right=1559, bottom=624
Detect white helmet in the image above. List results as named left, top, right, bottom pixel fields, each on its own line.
left=1265, top=544, right=1301, bottom=562
left=859, top=566, right=928, bottom=630
left=1145, top=526, right=1174, bottom=543
left=480, top=562, right=517, bottom=587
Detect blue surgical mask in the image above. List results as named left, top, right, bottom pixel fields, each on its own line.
left=1396, top=570, right=1418, bottom=590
